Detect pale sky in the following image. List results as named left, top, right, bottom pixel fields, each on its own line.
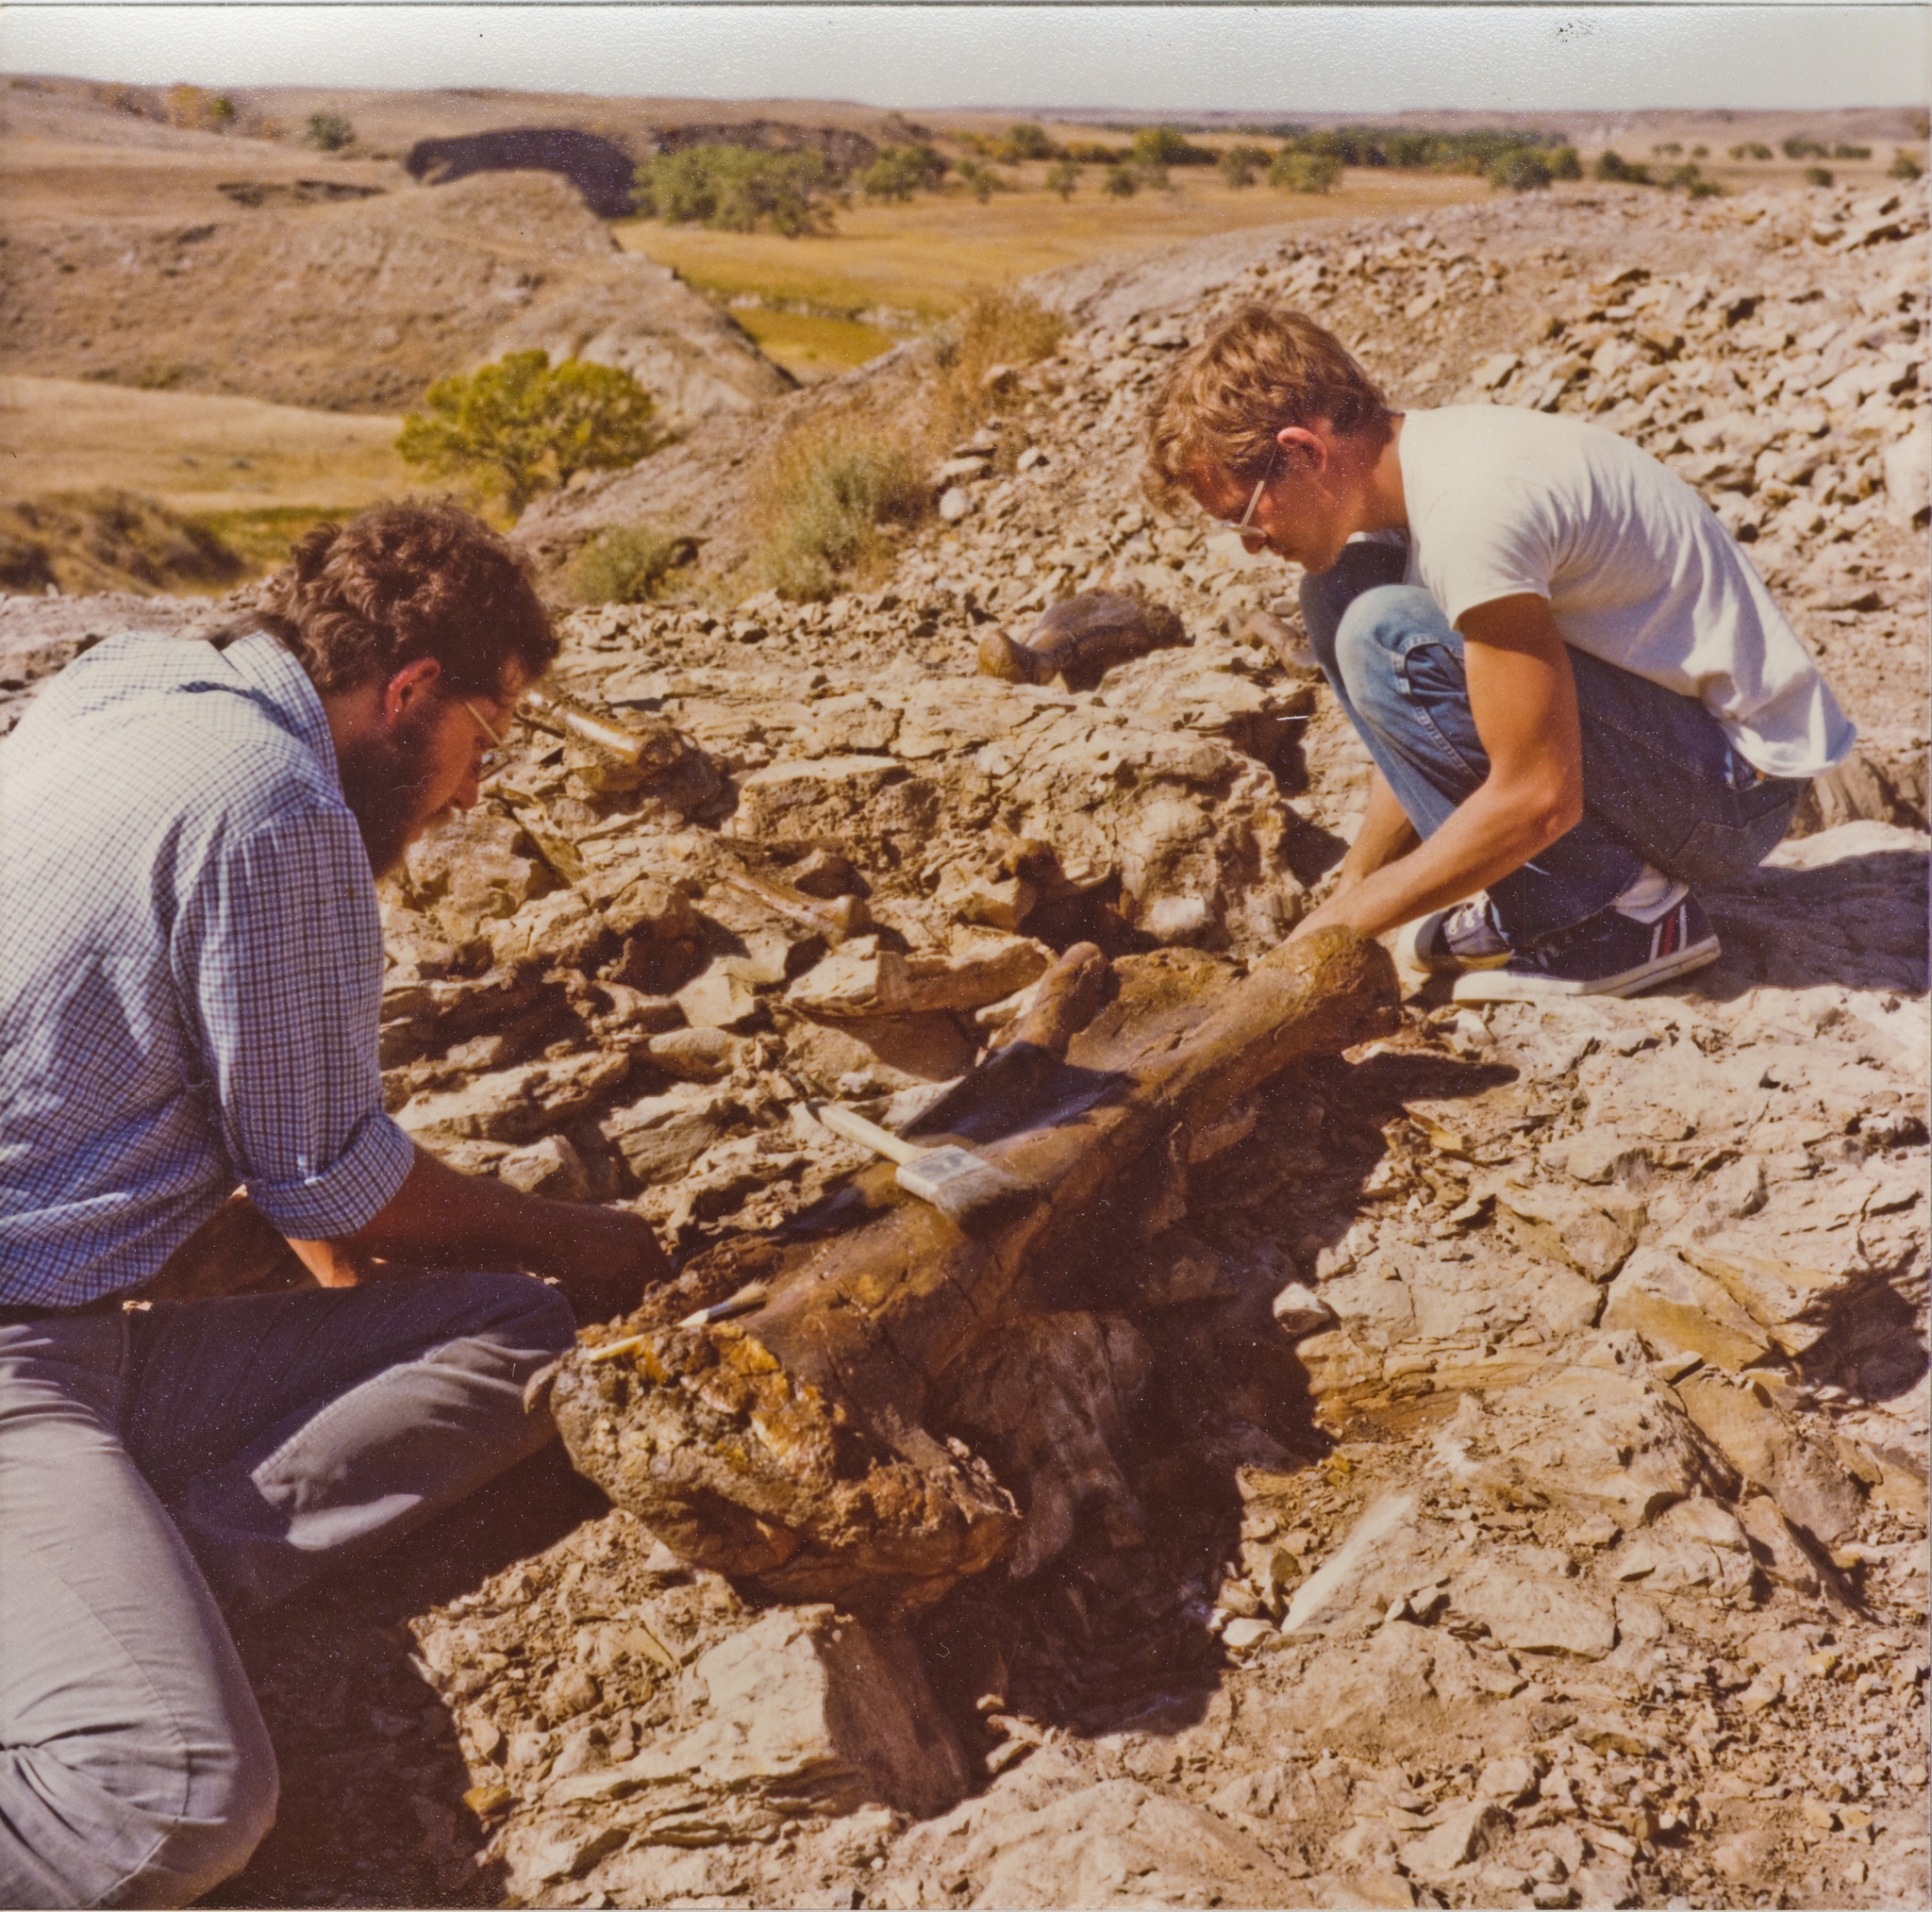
left=1, top=4, right=1925, bottom=113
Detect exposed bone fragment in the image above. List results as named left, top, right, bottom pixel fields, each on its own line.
left=552, top=928, right=1398, bottom=1617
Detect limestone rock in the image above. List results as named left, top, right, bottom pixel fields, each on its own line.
left=1673, top=1370, right=1866, bottom=1545
left=946, top=1776, right=1319, bottom=1908
left=1602, top=1245, right=1777, bottom=1371
left=1450, top=1561, right=1617, bottom=1659
left=397, top=1050, right=632, bottom=1146
left=543, top=1605, right=967, bottom=1820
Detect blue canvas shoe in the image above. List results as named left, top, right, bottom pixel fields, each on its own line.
left=1449, top=892, right=1722, bottom=1003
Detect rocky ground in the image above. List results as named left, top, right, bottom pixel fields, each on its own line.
left=2, top=176, right=1925, bottom=1911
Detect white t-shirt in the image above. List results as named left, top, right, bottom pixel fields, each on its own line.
left=1394, top=406, right=1854, bottom=778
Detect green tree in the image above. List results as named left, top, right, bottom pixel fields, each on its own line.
left=1046, top=158, right=1080, bottom=200
left=1782, top=134, right=1827, bottom=160
left=1218, top=142, right=1272, bottom=189
left=1548, top=144, right=1583, bottom=180
left=1102, top=163, right=1139, bottom=199
left=1832, top=143, right=1872, bottom=160
left=1131, top=125, right=1213, bottom=167
left=861, top=142, right=947, bottom=202
left=635, top=145, right=841, bottom=237
left=1000, top=123, right=1057, bottom=162
left=396, top=351, right=663, bottom=517
left=955, top=159, right=1010, bottom=203
left=1890, top=149, right=1924, bottom=180
left=1592, top=149, right=1652, bottom=185
left=1803, top=165, right=1835, bottom=189
left=305, top=110, right=354, bottom=152
left=1489, top=148, right=1553, bottom=191
left=1269, top=149, right=1342, bottom=193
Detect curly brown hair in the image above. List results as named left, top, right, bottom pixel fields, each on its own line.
left=255, top=501, right=558, bottom=698
left=1143, top=304, right=1391, bottom=504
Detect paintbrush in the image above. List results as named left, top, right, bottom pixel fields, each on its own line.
left=809, top=1103, right=1038, bottom=1231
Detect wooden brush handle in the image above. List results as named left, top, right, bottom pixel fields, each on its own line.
left=814, top=1103, right=925, bottom=1165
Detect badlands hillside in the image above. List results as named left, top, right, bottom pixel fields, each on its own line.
left=0, top=165, right=1927, bottom=1912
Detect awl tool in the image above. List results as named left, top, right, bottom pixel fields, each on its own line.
left=811, top=1103, right=1038, bottom=1231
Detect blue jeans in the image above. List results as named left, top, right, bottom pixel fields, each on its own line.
left=0, top=1273, right=575, bottom=1908
left=1300, top=543, right=1808, bottom=945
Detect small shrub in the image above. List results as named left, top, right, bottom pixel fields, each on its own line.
left=1691, top=144, right=1708, bottom=158
left=1046, top=158, right=1080, bottom=200
left=163, top=84, right=236, bottom=134
left=924, top=286, right=1067, bottom=468
left=1803, top=165, right=1835, bottom=189
left=636, top=145, right=841, bottom=237
left=1270, top=150, right=1342, bottom=193
left=1217, top=143, right=1272, bottom=189
left=573, top=524, right=683, bottom=605
left=955, top=159, right=1014, bottom=204
left=1064, top=141, right=1124, bottom=165
left=1652, top=141, right=1683, bottom=158
left=1832, top=143, right=1872, bottom=160
left=1729, top=141, right=1775, bottom=161
left=861, top=143, right=946, bottom=202
left=305, top=110, right=354, bottom=151
left=1890, top=149, right=1924, bottom=180
left=1102, top=163, right=1139, bottom=198
left=1489, top=149, right=1553, bottom=191
left=1548, top=145, right=1583, bottom=180
left=1130, top=126, right=1214, bottom=168
left=1000, top=123, right=1057, bottom=163
left=751, top=427, right=924, bottom=601
left=1592, top=149, right=1652, bottom=185
left=1783, top=135, right=1828, bottom=160
left=396, top=350, right=663, bottom=516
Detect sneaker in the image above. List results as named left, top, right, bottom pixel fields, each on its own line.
left=1450, top=893, right=1721, bottom=1003
left=1399, top=896, right=1513, bottom=973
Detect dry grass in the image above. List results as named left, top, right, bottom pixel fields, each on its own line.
left=0, top=375, right=409, bottom=511
left=742, top=286, right=1065, bottom=601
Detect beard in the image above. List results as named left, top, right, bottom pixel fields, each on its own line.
left=336, top=714, right=444, bottom=876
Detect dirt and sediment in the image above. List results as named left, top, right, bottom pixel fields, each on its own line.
left=1, top=174, right=1926, bottom=1912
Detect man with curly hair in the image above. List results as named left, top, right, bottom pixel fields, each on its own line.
left=1146, top=306, right=1853, bottom=999
left=0, top=503, right=667, bottom=1906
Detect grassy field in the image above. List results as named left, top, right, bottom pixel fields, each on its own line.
left=1, top=375, right=408, bottom=510
left=1, top=375, right=414, bottom=581
left=617, top=165, right=1494, bottom=378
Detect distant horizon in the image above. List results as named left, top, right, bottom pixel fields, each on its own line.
left=2, top=6, right=1925, bottom=113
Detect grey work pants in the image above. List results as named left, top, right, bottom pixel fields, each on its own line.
left=0, top=1273, right=575, bottom=1908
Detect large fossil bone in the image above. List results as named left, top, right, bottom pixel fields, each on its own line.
left=551, top=927, right=1398, bottom=1618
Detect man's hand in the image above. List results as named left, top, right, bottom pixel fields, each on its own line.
left=1289, top=593, right=1585, bottom=945
left=520, top=1202, right=670, bottom=1323
left=316, top=1145, right=671, bottom=1322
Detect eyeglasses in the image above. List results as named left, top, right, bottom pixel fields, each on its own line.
left=1217, top=446, right=1278, bottom=539
left=459, top=697, right=510, bottom=750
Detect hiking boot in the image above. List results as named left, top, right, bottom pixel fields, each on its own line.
left=1398, top=896, right=1512, bottom=973
left=1449, top=892, right=1721, bottom=1003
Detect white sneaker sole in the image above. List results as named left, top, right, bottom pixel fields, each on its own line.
left=1395, top=907, right=1511, bottom=976
left=1449, top=934, right=1722, bottom=1004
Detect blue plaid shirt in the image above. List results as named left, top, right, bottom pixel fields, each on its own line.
left=0, top=630, right=414, bottom=1305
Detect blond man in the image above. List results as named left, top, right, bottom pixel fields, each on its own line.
left=1146, top=306, right=1852, bottom=999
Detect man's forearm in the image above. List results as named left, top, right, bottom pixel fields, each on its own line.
left=334, top=1145, right=564, bottom=1270
left=291, top=1143, right=669, bottom=1319
left=1295, top=774, right=1576, bottom=944
left=1334, top=769, right=1420, bottom=889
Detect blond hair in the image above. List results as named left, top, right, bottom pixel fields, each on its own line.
left=1143, top=304, right=1390, bottom=502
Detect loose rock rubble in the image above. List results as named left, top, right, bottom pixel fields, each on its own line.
left=5, top=176, right=1925, bottom=1911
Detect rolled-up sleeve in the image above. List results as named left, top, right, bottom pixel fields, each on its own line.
left=174, top=801, right=414, bottom=1239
